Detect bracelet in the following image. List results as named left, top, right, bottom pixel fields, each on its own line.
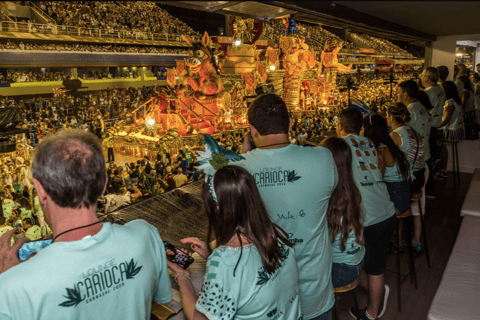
left=174, top=274, right=192, bottom=284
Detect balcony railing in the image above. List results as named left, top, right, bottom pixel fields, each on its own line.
left=0, top=21, right=200, bottom=43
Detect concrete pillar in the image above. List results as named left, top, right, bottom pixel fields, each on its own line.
left=431, top=36, right=457, bottom=81
left=71, top=68, right=78, bottom=79
left=225, top=15, right=232, bottom=37
left=475, top=44, right=480, bottom=72
left=424, top=41, right=432, bottom=68
left=140, top=67, right=145, bottom=82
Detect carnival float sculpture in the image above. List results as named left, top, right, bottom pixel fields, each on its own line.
left=118, top=16, right=350, bottom=157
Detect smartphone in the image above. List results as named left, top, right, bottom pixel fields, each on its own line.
left=164, top=241, right=194, bottom=269
left=18, top=239, right=53, bottom=261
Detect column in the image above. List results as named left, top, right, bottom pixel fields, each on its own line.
left=430, top=36, right=457, bottom=81
left=71, top=68, right=78, bottom=79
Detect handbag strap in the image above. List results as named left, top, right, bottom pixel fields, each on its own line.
left=411, top=127, right=420, bottom=170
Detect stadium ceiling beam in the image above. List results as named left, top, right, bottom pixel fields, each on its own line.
left=208, top=1, right=244, bottom=12
left=261, top=1, right=437, bottom=43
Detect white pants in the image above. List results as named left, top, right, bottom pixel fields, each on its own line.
left=411, top=165, right=429, bottom=216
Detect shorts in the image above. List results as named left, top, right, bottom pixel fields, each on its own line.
left=363, top=215, right=396, bottom=275
left=332, top=260, right=364, bottom=287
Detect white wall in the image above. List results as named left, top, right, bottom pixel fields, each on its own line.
left=429, top=34, right=480, bottom=79
left=445, top=140, right=480, bottom=173
left=430, top=36, right=458, bottom=80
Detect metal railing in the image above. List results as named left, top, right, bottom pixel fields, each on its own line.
left=0, top=20, right=200, bottom=43
left=29, top=1, right=56, bottom=26
left=0, top=6, right=15, bottom=23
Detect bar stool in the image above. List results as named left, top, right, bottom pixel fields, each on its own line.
left=395, top=208, right=418, bottom=312
left=451, top=141, right=460, bottom=189
left=334, top=277, right=359, bottom=320
left=411, top=189, right=431, bottom=268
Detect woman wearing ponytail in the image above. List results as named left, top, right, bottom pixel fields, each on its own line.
left=363, top=113, right=412, bottom=253
left=387, top=102, right=425, bottom=253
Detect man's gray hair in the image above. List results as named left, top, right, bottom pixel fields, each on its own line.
left=32, top=129, right=106, bottom=209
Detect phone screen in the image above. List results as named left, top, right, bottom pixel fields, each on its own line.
left=164, top=241, right=194, bottom=269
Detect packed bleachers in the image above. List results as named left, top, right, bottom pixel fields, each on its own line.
left=0, top=39, right=189, bottom=55
left=34, top=1, right=201, bottom=40
left=350, top=32, right=411, bottom=55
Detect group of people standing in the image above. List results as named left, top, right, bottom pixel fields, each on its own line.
left=0, top=62, right=474, bottom=320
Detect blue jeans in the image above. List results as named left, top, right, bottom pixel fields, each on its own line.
left=308, top=308, right=333, bottom=320
left=332, top=260, right=363, bottom=287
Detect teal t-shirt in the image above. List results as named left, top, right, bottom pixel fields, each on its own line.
left=25, top=225, right=42, bottom=241
left=424, top=85, right=445, bottom=128
left=41, top=224, right=53, bottom=237
left=184, top=151, right=194, bottom=164
left=408, top=101, right=432, bottom=161
left=0, top=220, right=172, bottom=320
left=196, top=244, right=302, bottom=320
left=443, top=99, right=465, bottom=142
left=2, top=199, right=15, bottom=220
left=34, top=196, right=44, bottom=217
left=0, top=225, right=13, bottom=238
left=343, top=134, right=395, bottom=227
left=20, top=208, right=33, bottom=221
left=332, top=229, right=365, bottom=266
left=235, top=144, right=338, bottom=318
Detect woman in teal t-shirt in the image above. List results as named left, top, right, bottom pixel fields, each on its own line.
left=168, top=165, right=303, bottom=320
left=321, top=137, right=365, bottom=287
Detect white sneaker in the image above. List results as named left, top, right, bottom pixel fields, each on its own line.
left=378, top=285, right=390, bottom=318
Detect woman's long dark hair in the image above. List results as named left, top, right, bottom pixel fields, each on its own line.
left=363, top=114, right=410, bottom=181
left=443, top=81, right=462, bottom=105
left=417, top=90, right=434, bottom=111
left=459, top=75, right=473, bottom=93
left=203, top=165, right=293, bottom=275
left=320, top=137, right=364, bottom=251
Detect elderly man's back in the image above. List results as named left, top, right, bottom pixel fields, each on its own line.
left=0, top=220, right=171, bottom=319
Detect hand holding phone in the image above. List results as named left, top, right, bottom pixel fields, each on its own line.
left=164, top=241, right=194, bottom=270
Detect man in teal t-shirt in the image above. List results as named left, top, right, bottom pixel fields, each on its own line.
left=337, top=109, right=396, bottom=320
left=0, top=129, right=172, bottom=320
left=237, top=94, right=338, bottom=320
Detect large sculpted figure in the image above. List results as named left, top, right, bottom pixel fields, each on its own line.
left=321, top=41, right=353, bottom=73
left=181, top=32, right=224, bottom=100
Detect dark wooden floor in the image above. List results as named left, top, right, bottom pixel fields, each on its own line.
left=335, top=172, right=472, bottom=320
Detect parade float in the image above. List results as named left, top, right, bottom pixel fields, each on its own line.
left=107, top=17, right=351, bottom=158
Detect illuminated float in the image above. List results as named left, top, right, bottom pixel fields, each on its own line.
left=111, top=16, right=348, bottom=157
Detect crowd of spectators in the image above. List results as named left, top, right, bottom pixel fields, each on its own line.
left=35, top=1, right=200, bottom=40
left=2, top=69, right=70, bottom=83
left=0, top=39, right=189, bottom=55
left=263, top=19, right=359, bottom=52
left=350, top=33, right=411, bottom=55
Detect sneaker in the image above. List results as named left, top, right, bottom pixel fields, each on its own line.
left=441, top=170, right=448, bottom=178
left=433, top=173, right=444, bottom=180
left=378, top=285, right=390, bottom=318
left=349, top=307, right=378, bottom=320
left=411, top=243, right=422, bottom=254
left=393, top=245, right=404, bottom=254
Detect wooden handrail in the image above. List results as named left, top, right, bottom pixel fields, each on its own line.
left=177, top=99, right=201, bottom=132
left=131, top=97, right=153, bottom=114
left=192, top=98, right=217, bottom=116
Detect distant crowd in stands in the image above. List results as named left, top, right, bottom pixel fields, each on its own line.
left=350, top=33, right=411, bottom=55
left=0, top=39, right=189, bottom=55
left=2, top=69, right=70, bottom=83
left=35, top=1, right=200, bottom=39
left=263, top=19, right=358, bottom=52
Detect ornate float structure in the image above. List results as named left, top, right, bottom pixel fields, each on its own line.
left=109, top=17, right=350, bottom=157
